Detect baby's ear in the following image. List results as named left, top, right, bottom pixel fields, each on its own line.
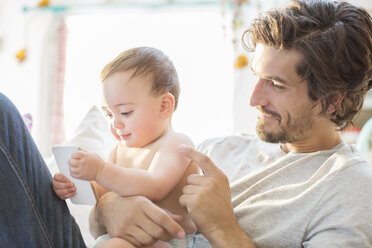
left=160, top=92, right=175, bottom=118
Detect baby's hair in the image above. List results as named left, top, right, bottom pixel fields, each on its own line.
left=101, top=47, right=180, bottom=110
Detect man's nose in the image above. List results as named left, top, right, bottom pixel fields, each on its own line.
left=249, top=79, right=269, bottom=107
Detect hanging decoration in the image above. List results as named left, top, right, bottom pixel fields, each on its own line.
left=231, top=0, right=249, bottom=49
left=221, top=0, right=251, bottom=69
left=234, top=54, right=248, bottom=68
left=16, top=48, right=27, bottom=63
left=15, top=5, right=29, bottom=63
left=233, top=0, right=250, bottom=69
left=15, top=0, right=52, bottom=63
left=52, top=18, right=67, bottom=146
left=38, top=0, right=50, bottom=7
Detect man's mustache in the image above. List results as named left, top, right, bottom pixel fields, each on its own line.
left=256, top=106, right=281, bottom=120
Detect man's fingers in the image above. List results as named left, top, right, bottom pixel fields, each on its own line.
left=143, top=203, right=185, bottom=239
left=178, top=144, right=220, bottom=175
left=167, top=212, right=184, bottom=224
left=123, top=225, right=156, bottom=246
left=182, top=183, right=201, bottom=195
left=135, top=217, right=172, bottom=243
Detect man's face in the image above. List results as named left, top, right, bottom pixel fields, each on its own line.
left=249, top=44, right=322, bottom=144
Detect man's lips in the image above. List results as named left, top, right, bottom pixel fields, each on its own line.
left=257, top=107, right=281, bottom=121
left=259, top=112, right=279, bottom=120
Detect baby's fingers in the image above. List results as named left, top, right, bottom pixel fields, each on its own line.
left=53, top=173, right=71, bottom=183
left=71, top=150, right=86, bottom=159
left=68, top=158, right=79, bottom=167
left=52, top=179, right=76, bottom=199
left=52, top=179, right=74, bottom=189
left=54, top=187, right=76, bottom=200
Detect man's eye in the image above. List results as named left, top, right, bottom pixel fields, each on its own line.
left=121, top=111, right=133, bottom=116
left=271, top=81, right=285, bottom=89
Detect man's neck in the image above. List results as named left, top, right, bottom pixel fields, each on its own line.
left=280, top=128, right=342, bottom=153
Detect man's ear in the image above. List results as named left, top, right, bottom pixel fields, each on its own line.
left=327, top=92, right=346, bottom=115
left=159, top=92, right=175, bottom=119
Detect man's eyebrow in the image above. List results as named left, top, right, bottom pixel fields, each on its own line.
left=266, top=75, right=289, bottom=85
left=250, top=65, right=289, bottom=85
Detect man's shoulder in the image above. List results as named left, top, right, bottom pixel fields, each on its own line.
left=330, top=158, right=372, bottom=186
left=327, top=141, right=370, bottom=172
left=320, top=143, right=372, bottom=195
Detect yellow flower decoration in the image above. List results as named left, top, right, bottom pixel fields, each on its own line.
left=16, top=49, right=26, bottom=63
left=38, top=0, right=50, bottom=7
left=234, top=54, right=248, bottom=69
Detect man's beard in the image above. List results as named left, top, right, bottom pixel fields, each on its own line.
left=256, top=107, right=314, bottom=144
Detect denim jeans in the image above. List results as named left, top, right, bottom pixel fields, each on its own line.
left=0, top=93, right=86, bottom=247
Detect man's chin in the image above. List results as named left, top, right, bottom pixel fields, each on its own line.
left=257, top=132, right=280, bottom=143
left=256, top=125, right=286, bottom=143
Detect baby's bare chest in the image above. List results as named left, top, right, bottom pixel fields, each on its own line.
left=115, top=145, right=157, bottom=170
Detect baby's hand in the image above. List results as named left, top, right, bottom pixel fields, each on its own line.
left=69, top=150, right=104, bottom=181
left=52, top=173, right=76, bottom=199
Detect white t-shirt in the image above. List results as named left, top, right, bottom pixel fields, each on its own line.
left=194, top=134, right=372, bottom=248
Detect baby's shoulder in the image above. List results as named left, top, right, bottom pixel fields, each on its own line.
left=163, top=132, right=194, bottom=147
left=156, top=133, right=194, bottom=153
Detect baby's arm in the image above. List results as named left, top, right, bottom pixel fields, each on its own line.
left=69, top=151, right=105, bottom=180
left=69, top=145, right=119, bottom=199
left=52, top=173, right=76, bottom=199
left=90, top=146, right=118, bottom=199
left=93, top=134, right=194, bottom=201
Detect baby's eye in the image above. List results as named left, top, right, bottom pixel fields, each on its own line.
left=121, top=111, right=133, bottom=116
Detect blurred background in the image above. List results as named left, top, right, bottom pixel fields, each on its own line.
left=0, top=0, right=371, bottom=158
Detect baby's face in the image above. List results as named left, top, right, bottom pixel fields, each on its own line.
left=101, top=70, right=166, bottom=148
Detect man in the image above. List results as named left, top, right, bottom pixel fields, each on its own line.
left=92, top=0, right=372, bottom=247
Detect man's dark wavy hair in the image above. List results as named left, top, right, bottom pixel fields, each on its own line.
left=243, top=0, right=372, bottom=130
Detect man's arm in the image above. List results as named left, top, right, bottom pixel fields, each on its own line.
left=179, top=145, right=256, bottom=248
left=89, top=192, right=186, bottom=247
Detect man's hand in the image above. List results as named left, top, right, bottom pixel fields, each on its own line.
left=178, top=145, right=255, bottom=248
left=92, top=192, right=185, bottom=247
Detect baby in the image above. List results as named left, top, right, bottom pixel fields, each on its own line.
left=52, top=47, right=199, bottom=248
